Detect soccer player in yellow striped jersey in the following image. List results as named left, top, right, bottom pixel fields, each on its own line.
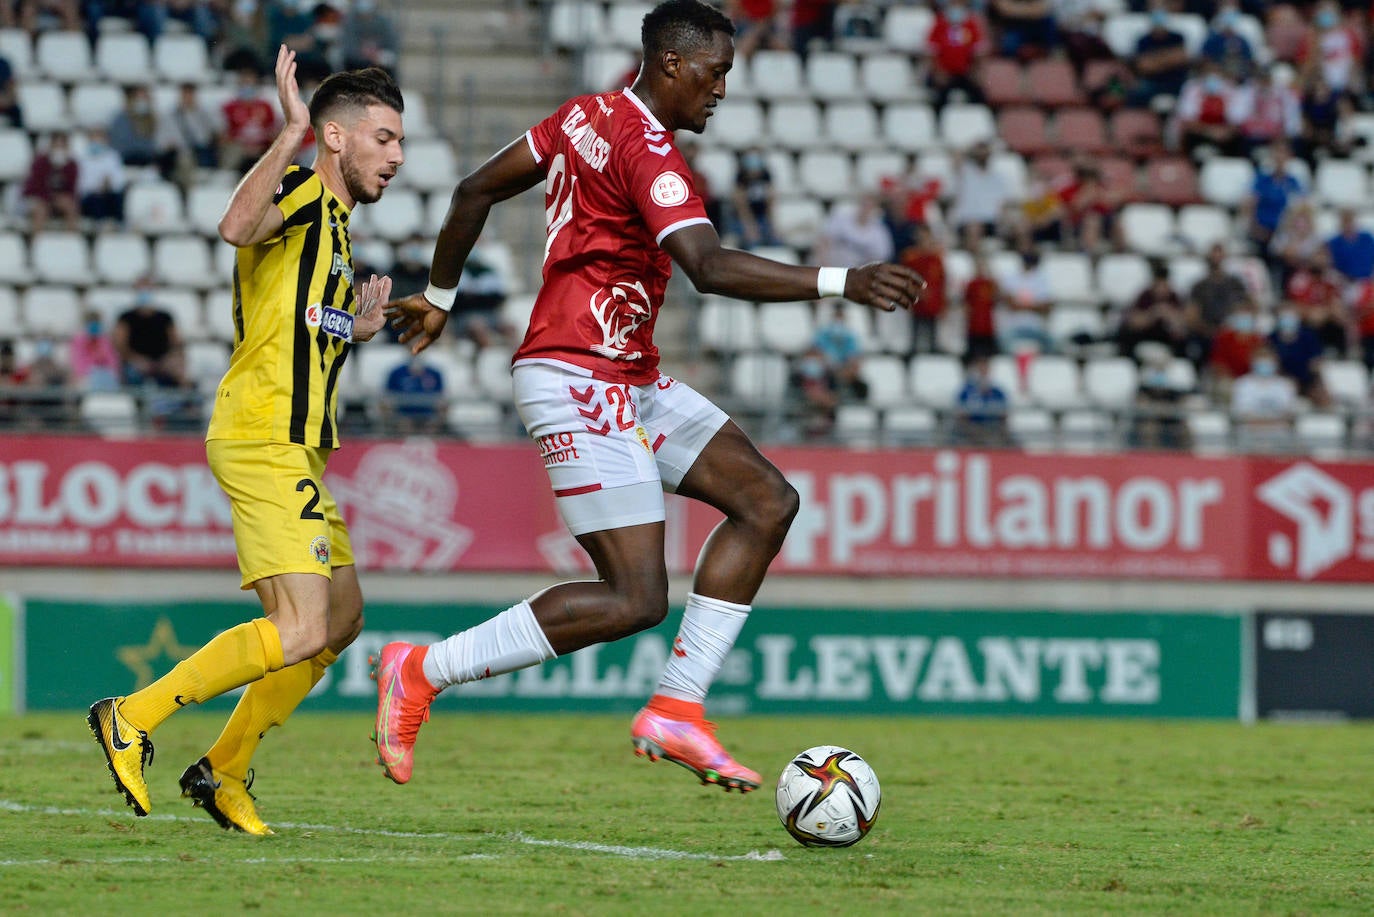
left=88, top=45, right=404, bottom=834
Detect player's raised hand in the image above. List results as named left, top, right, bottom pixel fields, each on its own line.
left=274, top=44, right=310, bottom=133
left=353, top=273, right=392, bottom=342
left=844, top=262, right=927, bottom=312
left=384, top=293, right=450, bottom=354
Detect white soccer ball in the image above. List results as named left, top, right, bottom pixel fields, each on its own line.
left=774, top=745, right=881, bottom=848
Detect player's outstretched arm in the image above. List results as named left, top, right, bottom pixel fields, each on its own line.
left=661, top=223, right=925, bottom=311
left=218, top=44, right=311, bottom=248
left=385, top=137, right=544, bottom=353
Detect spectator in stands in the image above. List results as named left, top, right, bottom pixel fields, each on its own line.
left=1298, top=73, right=1356, bottom=167
left=879, top=173, right=941, bottom=253
left=790, top=344, right=841, bottom=439
left=811, top=301, right=869, bottom=401
left=7, top=0, right=80, bottom=33
left=953, top=352, right=1011, bottom=447
left=926, top=0, right=987, bottom=113
left=69, top=309, right=121, bottom=392
left=948, top=142, right=1010, bottom=252
left=75, top=127, right=127, bottom=227
left=901, top=224, right=947, bottom=354
left=389, top=231, right=430, bottom=297
left=1129, top=342, right=1191, bottom=451
left=998, top=249, right=1054, bottom=355
left=1118, top=260, right=1188, bottom=359
left=1240, top=140, right=1304, bottom=259
left=832, top=0, right=881, bottom=44
left=1297, top=2, right=1363, bottom=99
left=113, top=276, right=189, bottom=390
left=342, top=0, right=400, bottom=73
left=963, top=252, right=1002, bottom=358
left=726, top=0, right=788, bottom=58
left=788, top=0, right=834, bottom=57
left=1065, top=160, right=1123, bottom=255
left=22, top=131, right=79, bottom=232
left=452, top=243, right=517, bottom=350
left=18, top=334, right=74, bottom=426
left=1286, top=248, right=1348, bottom=357
left=0, top=339, right=22, bottom=427
left=1229, top=67, right=1302, bottom=158
left=1199, top=1, right=1254, bottom=80
left=728, top=147, right=779, bottom=250
left=1231, top=342, right=1297, bottom=445
left=814, top=193, right=893, bottom=267
left=0, top=52, right=21, bottom=128
left=267, top=0, right=318, bottom=54
left=1187, top=242, right=1249, bottom=364
left=221, top=64, right=280, bottom=174
left=988, top=0, right=1057, bottom=61
left=109, top=85, right=168, bottom=174
left=158, top=82, right=222, bottom=189
left=1270, top=197, right=1322, bottom=285
left=1128, top=6, right=1191, bottom=108
left=1056, top=4, right=1114, bottom=77
left=382, top=353, right=447, bottom=436
left=1207, top=298, right=1264, bottom=396
left=1269, top=305, right=1329, bottom=405
left=1173, top=60, right=1242, bottom=158
left=1326, top=209, right=1374, bottom=283
left=1349, top=276, right=1374, bottom=370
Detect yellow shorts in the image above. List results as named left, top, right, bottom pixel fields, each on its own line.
left=207, top=439, right=354, bottom=589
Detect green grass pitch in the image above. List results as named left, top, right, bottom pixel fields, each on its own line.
left=1, top=712, right=1371, bottom=915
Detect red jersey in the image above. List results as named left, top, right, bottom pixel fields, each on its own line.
left=519, top=90, right=711, bottom=383
left=928, top=15, right=983, bottom=77
left=1209, top=328, right=1263, bottom=378
left=902, top=249, right=947, bottom=318
left=964, top=276, right=998, bottom=337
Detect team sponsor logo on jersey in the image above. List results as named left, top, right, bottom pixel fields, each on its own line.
left=320, top=307, right=354, bottom=342
left=330, top=252, right=354, bottom=284
left=650, top=171, right=689, bottom=207
left=310, top=535, right=330, bottom=565
left=559, top=103, right=611, bottom=173
left=305, top=303, right=323, bottom=327
left=537, top=431, right=581, bottom=466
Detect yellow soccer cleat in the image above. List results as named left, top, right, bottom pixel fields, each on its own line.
left=88, top=696, right=154, bottom=816
left=179, top=757, right=274, bottom=836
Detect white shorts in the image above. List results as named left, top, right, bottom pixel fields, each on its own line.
left=513, top=360, right=729, bottom=536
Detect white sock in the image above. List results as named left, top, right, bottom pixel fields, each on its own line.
left=653, top=592, right=750, bottom=703
left=422, top=600, right=556, bottom=689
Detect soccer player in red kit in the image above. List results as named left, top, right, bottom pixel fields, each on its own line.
left=372, top=0, right=923, bottom=792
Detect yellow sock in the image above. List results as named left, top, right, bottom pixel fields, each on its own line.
left=120, top=618, right=285, bottom=734
left=205, top=647, right=338, bottom=781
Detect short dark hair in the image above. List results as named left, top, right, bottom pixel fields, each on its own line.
left=308, top=67, right=404, bottom=130
left=641, top=0, right=735, bottom=59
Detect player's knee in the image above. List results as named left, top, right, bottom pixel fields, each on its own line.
left=605, top=591, right=669, bottom=639
left=329, top=609, right=363, bottom=654
left=745, top=474, right=800, bottom=541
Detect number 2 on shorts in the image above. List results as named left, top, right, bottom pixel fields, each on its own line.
left=296, top=478, right=325, bottom=520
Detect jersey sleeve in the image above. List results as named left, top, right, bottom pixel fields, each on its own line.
left=274, top=166, right=322, bottom=230
left=526, top=98, right=578, bottom=167
left=617, top=136, right=712, bottom=246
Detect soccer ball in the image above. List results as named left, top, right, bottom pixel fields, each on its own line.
left=774, top=745, right=881, bottom=848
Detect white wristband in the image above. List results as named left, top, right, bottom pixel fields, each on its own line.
left=423, top=282, right=457, bottom=312
left=817, top=266, right=848, bottom=299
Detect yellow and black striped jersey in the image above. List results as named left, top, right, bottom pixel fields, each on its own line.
left=207, top=166, right=357, bottom=448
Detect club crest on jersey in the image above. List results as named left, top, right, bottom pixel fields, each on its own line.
left=650, top=171, right=689, bottom=207
left=310, top=535, right=330, bottom=565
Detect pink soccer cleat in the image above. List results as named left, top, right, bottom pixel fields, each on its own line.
left=369, top=642, right=438, bottom=785
left=631, top=707, right=761, bottom=793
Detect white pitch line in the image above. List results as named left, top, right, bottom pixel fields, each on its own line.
left=0, top=799, right=786, bottom=863
left=0, top=854, right=494, bottom=867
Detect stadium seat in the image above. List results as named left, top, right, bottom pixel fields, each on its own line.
left=351, top=236, right=395, bottom=273
left=943, top=248, right=974, bottom=295
left=693, top=147, right=737, bottom=196
left=796, top=149, right=854, bottom=200
left=1199, top=157, right=1256, bottom=208
left=997, top=106, right=1050, bottom=158
left=153, top=33, right=211, bottom=83
left=1166, top=357, right=1198, bottom=393
left=1095, top=254, right=1150, bottom=310
left=185, top=183, right=232, bottom=237
left=447, top=399, right=506, bottom=442
left=858, top=354, right=909, bottom=407
left=396, top=137, right=457, bottom=192
left=1083, top=356, right=1138, bottom=408
left=398, top=89, right=435, bottom=139
left=1102, top=12, right=1149, bottom=57
left=1186, top=410, right=1231, bottom=453
left=859, top=53, right=917, bottom=103
left=1145, top=157, right=1200, bottom=206
left=70, top=82, right=125, bottom=131
left=756, top=301, right=815, bottom=355
left=22, top=285, right=83, bottom=334
left=154, top=287, right=207, bottom=340
left=1053, top=107, right=1109, bottom=155
left=605, top=2, right=652, bottom=48
left=772, top=196, right=825, bottom=248
left=1177, top=205, right=1234, bottom=253
left=752, top=244, right=801, bottom=266
left=698, top=296, right=759, bottom=354
left=0, top=231, right=29, bottom=285
left=35, top=30, right=94, bottom=81
left=547, top=0, right=607, bottom=49
left=833, top=403, right=879, bottom=444
left=978, top=58, right=1027, bottom=108
left=882, top=405, right=938, bottom=445
left=80, top=391, right=140, bottom=436
left=153, top=236, right=216, bottom=290
left=0, top=128, right=33, bottom=182
left=95, top=31, right=152, bottom=84
left=0, top=28, right=34, bottom=78
left=185, top=340, right=230, bottom=391
left=1047, top=304, right=1106, bottom=350
left=31, top=231, right=91, bottom=284
left=823, top=103, right=880, bottom=151
left=1027, top=58, right=1084, bottom=107
left=1169, top=13, right=1208, bottom=55
left=1345, top=113, right=1374, bottom=163
left=1082, top=59, right=1128, bottom=99
left=763, top=148, right=798, bottom=196
left=703, top=98, right=763, bottom=149
left=1008, top=407, right=1056, bottom=449
left=1026, top=356, right=1083, bottom=410
left=1119, top=203, right=1178, bottom=257
left=1168, top=255, right=1207, bottom=296
left=0, top=287, right=19, bottom=331
left=360, top=188, right=424, bottom=241
left=581, top=46, right=636, bottom=92
left=882, top=5, right=934, bottom=54
left=806, top=51, right=862, bottom=102
left=881, top=103, right=939, bottom=153
left=751, top=49, right=806, bottom=100
left=855, top=151, right=908, bottom=191
left=939, top=104, right=996, bottom=149
left=767, top=100, right=823, bottom=151
left=1314, top=160, right=1372, bottom=209
left=1320, top=360, right=1370, bottom=409
left=991, top=151, right=1029, bottom=201
left=17, top=82, right=68, bottom=133
left=1040, top=252, right=1096, bottom=305
left=202, top=290, right=236, bottom=342
left=93, top=232, right=152, bottom=285
left=1097, top=156, right=1139, bottom=202
left=125, top=180, right=186, bottom=235
left=1107, top=108, right=1164, bottom=160
left=1295, top=413, right=1348, bottom=455
left=354, top=343, right=409, bottom=397
left=729, top=351, right=790, bottom=406
left=909, top=353, right=964, bottom=406
left=1059, top=409, right=1114, bottom=452
left=839, top=301, right=878, bottom=352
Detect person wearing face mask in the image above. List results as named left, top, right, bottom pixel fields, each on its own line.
left=1174, top=61, right=1241, bottom=157
left=1269, top=305, right=1331, bottom=406
left=108, top=85, right=168, bottom=174
left=21, top=131, right=79, bottom=232
left=953, top=352, right=1010, bottom=447
left=1298, top=3, right=1361, bottom=97
left=1231, top=342, right=1297, bottom=447
left=221, top=64, right=281, bottom=173
left=926, top=0, right=987, bottom=114
left=1199, top=2, right=1254, bottom=80
left=1207, top=300, right=1264, bottom=397
left=113, top=276, right=189, bottom=390
left=1128, top=6, right=1190, bottom=107
left=76, top=127, right=128, bottom=226
left=1129, top=342, right=1191, bottom=451
left=70, top=309, right=122, bottom=392
left=158, top=83, right=223, bottom=189
left=729, top=146, right=779, bottom=249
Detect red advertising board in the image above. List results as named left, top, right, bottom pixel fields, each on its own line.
left=0, top=435, right=1371, bottom=582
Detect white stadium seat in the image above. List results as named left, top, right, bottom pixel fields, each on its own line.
left=95, top=31, right=152, bottom=84
left=92, top=232, right=152, bottom=285
left=859, top=354, right=909, bottom=407
left=823, top=103, right=880, bottom=152
left=0, top=231, right=29, bottom=285
left=154, top=287, right=207, bottom=340
left=729, top=351, right=789, bottom=405
left=1186, top=410, right=1231, bottom=453
left=1199, top=157, right=1256, bottom=207
left=1008, top=407, right=1056, bottom=449
left=796, top=149, right=854, bottom=200
left=1120, top=203, right=1178, bottom=257
left=605, top=2, right=652, bottom=48
left=396, top=138, right=457, bottom=192
left=1295, top=413, right=1347, bottom=455
left=883, top=5, right=934, bottom=54
left=185, top=340, right=230, bottom=391
left=202, top=290, right=237, bottom=342
left=186, top=183, right=232, bottom=237
left=772, top=196, right=825, bottom=248
left=0, top=28, right=35, bottom=78
left=991, top=152, right=1029, bottom=202
left=834, top=404, right=879, bottom=444
left=766, top=100, right=823, bottom=151
left=1320, top=360, right=1370, bottom=409
left=882, top=103, right=939, bottom=153
left=1314, top=159, right=1372, bottom=208
left=17, top=82, right=68, bottom=133
left=750, top=50, right=806, bottom=100
left=909, top=353, right=964, bottom=406
left=70, top=82, right=125, bottom=131
left=805, top=51, right=861, bottom=102
left=1168, top=255, right=1207, bottom=295
left=855, top=151, right=908, bottom=191
left=938, top=104, right=996, bottom=149
left=1041, top=252, right=1096, bottom=305
left=22, top=285, right=83, bottom=334
left=1083, top=356, right=1138, bottom=408
left=581, top=47, right=636, bottom=92
left=125, top=180, right=185, bottom=235
left=0, top=287, right=19, bottom=330
left=548, top=0, right=607, bottom=49
left=360, top=187, right=424, bottom=241
left=756, top=301, right=815, bottom=355
left=860, top=53, right=918, bottom=103
left=1177, top=204, right=1234, bottom=252
left=81, top=391, right=139, bottom=436
left=153, top=236, right=217, bottom=290
left=31, top=231, right=91, bottom=284
left=1103, top=13, right=1148, bottom=58
left=153, top=33, right=211, bottom=83
left=35, top=30, right=94, bottom=82
left=703, top=98, right=763, bottom=149
left=474, top=347, right=515, bottom=403
left=0, top=128, right=33, bottom=182
left=1059, top=410, right=1114, bottom=452
left=398, top=89, right=435, bottom=139
left=698, top=296, right=759, bottom=353
left=883, top=406, right=938, bottom=445
left=447, top=399, right=506, bottom=442
left=1026, top=355, right=1084, bottom=410
left=693, top=148, right=737, bottom=197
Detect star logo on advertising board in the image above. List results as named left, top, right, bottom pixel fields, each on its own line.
left=117, top=617, right=196, bottom=690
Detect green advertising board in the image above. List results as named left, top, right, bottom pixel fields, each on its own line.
left=0, top=595, right=14, bottom=715
left=22, top=600, right=1243, bottom=717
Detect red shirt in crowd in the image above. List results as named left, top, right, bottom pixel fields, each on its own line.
left=1209, top=327, right=1264, bottom=378
left=964, top=275, right=998, bottom=337
left=903, top=249, right=947, bottom=319
left=928, top=14, right=984, bottom=77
